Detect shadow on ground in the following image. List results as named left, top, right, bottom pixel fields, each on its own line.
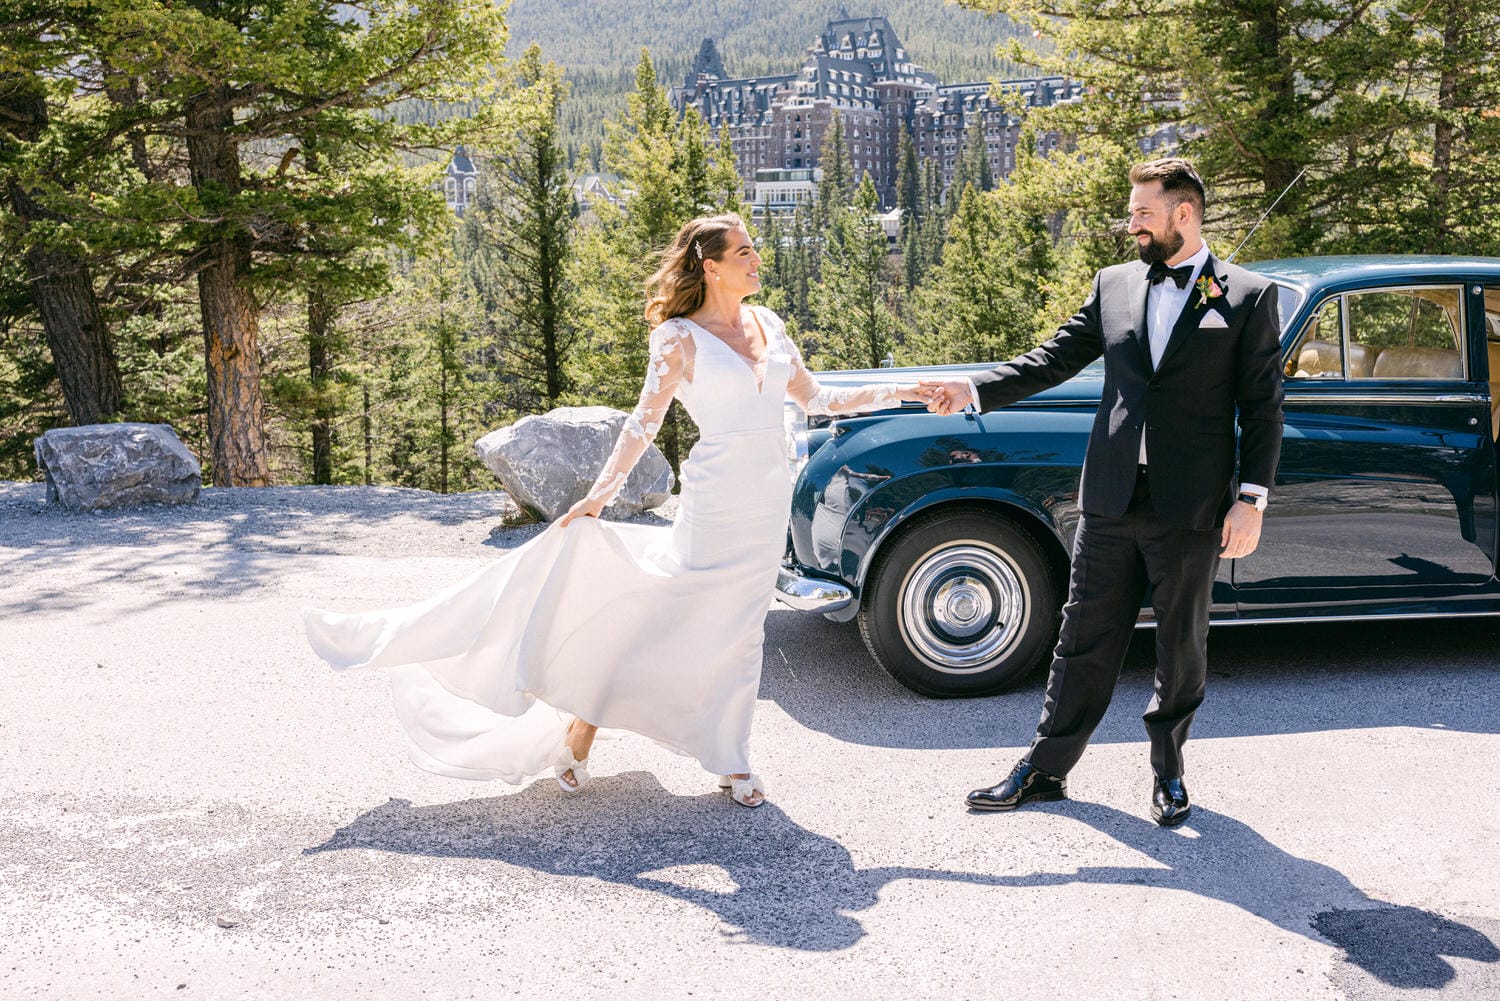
left=306, top=777, right=1497, bottom=988
left=759, top=608, right=1500, bottom=750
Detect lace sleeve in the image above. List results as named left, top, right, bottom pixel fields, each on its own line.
left=779, top=317, right=912, bottom=415
left=585, top=322, right=687, bottom=507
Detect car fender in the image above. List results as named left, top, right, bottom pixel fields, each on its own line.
left=848, top=479, right=1077, bottom=592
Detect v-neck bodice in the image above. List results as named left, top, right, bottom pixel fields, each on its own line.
left=679, top=311, right=771, bottom=391
left=671, top=307, right=791, bottom=438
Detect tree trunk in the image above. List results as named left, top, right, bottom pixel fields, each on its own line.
left=437, top=293, right=450, bottom=494
left=187, top=86, right=270, bottom=487
left=14, top=207, right=125, bottom=424
left=1, top=75, right=124, bottom=425
left=1429, top=2, right=1462, bottom=253
left=1250, top=3, right=1308, bottom=250
left=308, top=289, right=334, bottom=484
left=362, top=384, right=373, bottom=485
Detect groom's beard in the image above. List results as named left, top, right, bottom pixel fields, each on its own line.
left=1137, top=224, right=1185, bottom=266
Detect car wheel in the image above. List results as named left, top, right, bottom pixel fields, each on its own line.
left=858, top=509, right=1058, bottom=697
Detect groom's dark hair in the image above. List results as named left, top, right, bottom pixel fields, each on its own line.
left=1130, top=158, right=1205, bottom=220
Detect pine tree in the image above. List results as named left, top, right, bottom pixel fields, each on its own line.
left=964, top=118, right=993, bottom=193
left=469, top=44, right=578, bottom=413
left=24, top=0, right=514, bottom=485
left=570, top=49, right=681, bottom=417
left=374, top=249, right=487, bottom=494
left=908, top=185, right=1055, bottom=366
left=896, top=124, right=922, bottom=228
left=810, top=178, right=899, bottom=370
left=0, top=66, right=124, bottom=427
left=961, top=0, right=1500, bottom=258
left=816, top=112, right=855, bottom=223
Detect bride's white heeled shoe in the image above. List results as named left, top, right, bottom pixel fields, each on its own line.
left=555, top=754, right=590, bottom=793
left=717, top=772, right=767, bottom=808
left=554, top=741, right=591, bottom=793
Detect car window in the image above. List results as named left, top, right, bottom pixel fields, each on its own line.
left=1273, top=283, right=1303, bottom=329
left=1286, top=298, right=1344, bottom=379
left=1347, top=287, right=1465, bottom=380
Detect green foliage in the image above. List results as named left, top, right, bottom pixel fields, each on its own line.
left=461, top=44, right=579, bottom=413
left=809, top=178, right=900, bottom=370
left=758, top=206, right=816, bottom=333
left=817, top=113, right=855, bottom=223
left=961, top=0, right=1500, bottom=260
left=907, top=184, right=1055, bottom=365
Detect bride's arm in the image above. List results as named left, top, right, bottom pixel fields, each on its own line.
left=780, top=323, right=929, bottom=415
left=559, top=324, right=688, bottom=525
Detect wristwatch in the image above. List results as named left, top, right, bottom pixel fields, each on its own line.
left=1236, top=491, right=1267, bottom=512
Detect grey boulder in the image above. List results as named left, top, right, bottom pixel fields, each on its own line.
left=34, top=423, right=202, bottom=511
left=474, top=406, right=674, bottom=521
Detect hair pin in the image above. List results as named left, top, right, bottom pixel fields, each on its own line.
left=694, top=240, right=704, bottom=260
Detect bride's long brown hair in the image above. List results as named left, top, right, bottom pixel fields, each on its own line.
left=644, top=213, right=747, bottom=327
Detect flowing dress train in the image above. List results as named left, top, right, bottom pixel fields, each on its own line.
left=303, top=306, right=903, bottom=781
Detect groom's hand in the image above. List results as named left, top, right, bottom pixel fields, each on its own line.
left=1220, top=501, right=1263, bottom=559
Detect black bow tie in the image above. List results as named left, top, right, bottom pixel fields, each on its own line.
left=1146, top=262, right=1194, bottom=289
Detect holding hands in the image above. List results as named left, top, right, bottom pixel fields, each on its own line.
left=917, top=379, right=977, bottom=416
left=889, top=381, right=974, bottom=414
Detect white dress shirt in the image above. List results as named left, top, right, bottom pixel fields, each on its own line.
left=1138, top=242, right=1266, bottom=503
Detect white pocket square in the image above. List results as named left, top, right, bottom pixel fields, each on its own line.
left=1198, top=311, right=1229, bottom=329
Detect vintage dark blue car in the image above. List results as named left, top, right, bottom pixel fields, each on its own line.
left=776, top=256, right=1500, bottom=696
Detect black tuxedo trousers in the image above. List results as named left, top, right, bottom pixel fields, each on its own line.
left=1025, top=471, right=1220, bottom=779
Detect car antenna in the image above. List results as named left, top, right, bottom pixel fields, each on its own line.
left=1226, top=167, right=1308, bottom=263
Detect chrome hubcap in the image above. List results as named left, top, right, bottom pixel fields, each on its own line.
left=899, top=544, right=1029, bottom=674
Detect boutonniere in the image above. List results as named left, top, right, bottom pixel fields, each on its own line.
left=1196, top=274, right=1225, bottom=301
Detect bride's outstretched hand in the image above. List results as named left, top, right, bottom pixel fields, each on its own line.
left=899, top=383, right=943, bottom=405
left=558, top=494, right=606, bottom=528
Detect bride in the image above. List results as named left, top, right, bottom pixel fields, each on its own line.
left=304, top=213, right=928, bottom=808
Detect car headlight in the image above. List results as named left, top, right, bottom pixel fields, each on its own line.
left=784, top=401, right=811, bottom=478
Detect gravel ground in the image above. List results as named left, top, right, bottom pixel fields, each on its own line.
left=0, top=481, right=680, bottom=557
left=2, top=483, right=1498, bottom=1001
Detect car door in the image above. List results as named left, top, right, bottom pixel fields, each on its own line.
left=1232, top=281, right=1497, bottom=616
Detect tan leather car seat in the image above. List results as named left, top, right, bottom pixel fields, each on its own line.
left=1295, top=339, right=1342, bottom=377
left=1487, top=339, right=1500, bottom=438
left=1371, top=346, right=1463, bottom=379
left=1347, top=342, right=1379, bottom=379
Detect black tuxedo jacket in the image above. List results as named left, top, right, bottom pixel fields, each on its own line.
left=973, top=254, right=1285, bottom=531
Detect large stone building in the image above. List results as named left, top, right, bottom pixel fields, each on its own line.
left=669, top=14, right=1083, bottom=211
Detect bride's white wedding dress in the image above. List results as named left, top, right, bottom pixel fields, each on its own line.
left=304, top=305, right=903, bottom=782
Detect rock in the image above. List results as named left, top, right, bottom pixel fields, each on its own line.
left=33, top=423, right=202, bottom=512
left=474, top=406, right=674, bottom=521
left=213, top=914, right=240, bottom=928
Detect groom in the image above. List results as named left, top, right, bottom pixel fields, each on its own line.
left=923, top=158, right=1284, bottom=825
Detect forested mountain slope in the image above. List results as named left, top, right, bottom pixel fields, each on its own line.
left=504, top=0, right=1028, bottom=161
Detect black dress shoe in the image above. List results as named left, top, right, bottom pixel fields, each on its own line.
left=966, top=760, right=1067, bottom=812
left=1151, top=777, right=1191, bottom=827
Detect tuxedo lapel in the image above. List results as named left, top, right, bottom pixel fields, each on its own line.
left=1127, top=261, right=1152, bottom=368
left=1155, top=254, right=1221, bottom=372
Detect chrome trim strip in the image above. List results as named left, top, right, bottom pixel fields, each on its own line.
left=1284, top=392, right=1487, bottom=406
left=775, top=566, right=855, bottom=613
left=1134, top=607, right=1500, bottom=629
